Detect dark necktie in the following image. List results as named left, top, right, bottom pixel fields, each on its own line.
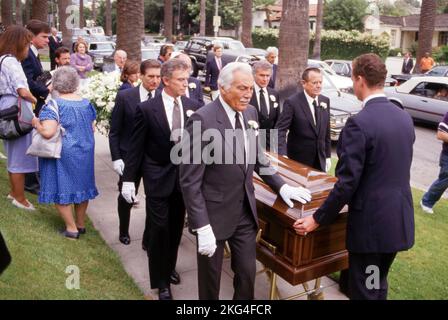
left=171, top=98, right=181, bottom=143
left=313, top=100, right=319, bottom=126
left=259, top=88, right=269, bottom=118
left=234, top=112, right=246, bottom=166
left=147, top=91, right=152, bottom=100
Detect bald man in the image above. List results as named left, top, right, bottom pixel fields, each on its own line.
left=103, top=49, right=127, bottom=73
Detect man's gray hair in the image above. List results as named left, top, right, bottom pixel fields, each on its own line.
left=218, top=62, right=253, bottom=90
left=52, top=66, right=79, bottom=94
left=266, top=47, right=278, bottom=56
left=252, top=60, right=273, bottom=74
left=161, top=58, right=189, bottom=78
left=115, top=49, right=127, bottom=58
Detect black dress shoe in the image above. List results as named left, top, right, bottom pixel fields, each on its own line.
left=170, top=270, right=181, bottom=285
left=142, top=242, right=147, bottom=251
left=119, top=234, right=131, bottom=245
left=158, top=287, right=172, bottom=300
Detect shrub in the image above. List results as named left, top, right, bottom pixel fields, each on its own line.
left=433, top=45, right=448, bottom=64
left=252, top=28, right=390, bottom=60
left=389, top=48, right=402, bottom=57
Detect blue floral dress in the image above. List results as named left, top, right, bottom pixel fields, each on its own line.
left=38, top=98, right=99, bottom=204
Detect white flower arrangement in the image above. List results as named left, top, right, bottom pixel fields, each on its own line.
left=320, top=102, right=328, bottom=109
left=269, top=94, right=276, bottom=102
left=273, top=102, right=279, bottom=109
left=188, top=82, right=197, bottom=90
left=186, top=109, right=195, bottom=117
left=80, top=72, right=121, bottom=136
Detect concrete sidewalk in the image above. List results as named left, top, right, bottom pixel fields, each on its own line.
left=87, top=132, right=348, bottom=300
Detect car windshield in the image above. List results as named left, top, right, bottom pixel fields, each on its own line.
left=322, top=72, right=337, bottom=90
left=73, top=29, right=89, bottom=36
left=229, top=41, right=245, bottom=52
left=141, top=49, right=158, bottom=60
left=90, top=43, right=114, bottom=51
left=426, top=67, right=447, bottom=76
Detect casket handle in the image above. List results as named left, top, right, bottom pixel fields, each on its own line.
left=256, top=229, right=277, bottom=254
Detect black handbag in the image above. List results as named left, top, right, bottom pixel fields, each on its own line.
left=0, top=55, right=34, bottom=140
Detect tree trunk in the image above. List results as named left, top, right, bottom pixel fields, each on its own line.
left=31, top=0, right=48, bottom=23
left=164, top=0, right=173, bottom=42
left=15, top=0, right=23, bottom=25
left=117, top=0, right=144, bottom=61
left=58, top=0, right=73, bottom=49
left=105, top=0, right=112, bottom=36
left=199, top=0, right=206, bottom=36
left=241, top=0, right=253, bottom=47
left=277, top=0, right=309, bottom=94
left=24, top=0, right=31, bottom=24
left=92, top=0, right=97, bottom=23
left=79, top=0, right=84, bottom=28
left=1, top=0, right=13, bottom=27
left=415, top=0, right=437, bottom=73
left=311, top=0, right=323, bottom=60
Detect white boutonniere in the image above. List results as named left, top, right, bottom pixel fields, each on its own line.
left=273, top=102, right=279, bottom=109
left=186, top=109, right=195, bottom=117
left=188, top=82, right=197, bottom=90
left=247, top=120, right=259, bottom=136
left=269, top=94, right=276, bottom=102
left=320, top=102, right=327, bottom=109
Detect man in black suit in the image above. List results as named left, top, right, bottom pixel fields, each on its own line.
left=179, top=62, right=312, bottom=300
left=266, top=47, right=278, bottom=89
left=204, top=44, right=224, bottom=100
left=276, top=67, right=332, bottom=173
left=401, top=52, right=414, bottom=74
left=22, top=19, right=50, bottom=194
left=121, top=59, right=201, bottom=300
left=109, top=59, right=162, bottom=247
left=173, top=53, right=204, bottom=107
left=157, top=44, right=174, bottom=64
left=249, top=61, right=280, bottom=151
left=295, top=54, right=415, bottom=300
left=48, top=27, right=62, bottom=70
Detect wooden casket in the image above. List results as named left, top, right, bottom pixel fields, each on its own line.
left=254, top=153, right=348, bottom=286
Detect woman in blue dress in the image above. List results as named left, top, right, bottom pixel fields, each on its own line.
left=0, top=26, right=38, bottom=211
left=32, top=66, right=98, bottom=239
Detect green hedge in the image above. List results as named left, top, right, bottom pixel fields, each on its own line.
left=252, top=28, right=390, bottom=60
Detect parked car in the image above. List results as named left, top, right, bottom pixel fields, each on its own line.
left=83, top=26, right=105, bottom=37
left=183, top=37, right=247, bottom=77
left=245, top=48, right=267, bottom=60
left=87, top=41, right=116, bottom=70
left=391, top=65, right=448, bottom=85
left=141, top=47, right=159, bottom=61
left=325, top=59, right=398, bottom=87
left=384, top=76, right=448, bottom=123
left=319, top=71, right=362, bottom=141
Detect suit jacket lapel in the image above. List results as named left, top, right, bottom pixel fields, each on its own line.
left=299, top=93, right=318, bottom=135
left=215, top=100, right=246, bottom=174
left=152, top=95, right=171, bottom=139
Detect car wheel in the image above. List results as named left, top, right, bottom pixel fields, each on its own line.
left=391, top=100, right=403, bottom=109
left=191, top=61, right=199, bottom=78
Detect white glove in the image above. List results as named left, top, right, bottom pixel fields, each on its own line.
left=326, top=158, right=332, bottom=173
left=113, top=159, right=125, bottom=176
left=197, top=224, right=217, bottom=257
left=279, top=184, right=312, bottom=208
left=121, top=182, right=136, bottom=204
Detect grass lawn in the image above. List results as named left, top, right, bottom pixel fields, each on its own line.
left=0, top=147, right=143, bottom=299
left=329, top=158, right=448, bottom=299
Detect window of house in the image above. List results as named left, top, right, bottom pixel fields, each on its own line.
left=439, top=32, right=448, bottom=46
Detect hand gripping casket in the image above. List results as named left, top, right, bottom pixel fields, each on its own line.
left=254, top=153, right=348, bottom=285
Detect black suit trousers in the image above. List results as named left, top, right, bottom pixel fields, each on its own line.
left=146, top=190, right=185, bottom=289
left=197, top=208, right=258, bottom=300
left=0, top=230, right=11, bottom=275
left=348, top=252, right=397, bottom=300
left=117, top=174, right=142, bottom=236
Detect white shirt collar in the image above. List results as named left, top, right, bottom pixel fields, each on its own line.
left=362, top=93, right=386, bottom=107
left=219, top=96, right=244, bottom=130
left=162, top=89, right=184, bottom=132
left=254, top=82, right=267, bottom=94
left=304, top=90, right=318, bottom=106
left=139, top=85, right=156, bottom=103
left=31, top=45, right=39, bottom=57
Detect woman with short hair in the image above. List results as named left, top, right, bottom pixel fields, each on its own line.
left=0, top=26, right=38, bottom=210
left=32, top=66, right=98, bottom=239
left=119, top=60, right=140, bottom=91
left=70, top=40, right=93, bottom=80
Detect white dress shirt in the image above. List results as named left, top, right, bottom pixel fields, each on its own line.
left=215, top=57, right=222, bottom=70
left=162, top=89, right=184, bottom=131
left=30, top=44, right=39, bottom=58
left=139, top=85, right=157, bottom=103
left=254, top=83, right=271, bottom=116
left=362, top=93, right=386, bottom=108
left=303, top=90, right=319, bottom=125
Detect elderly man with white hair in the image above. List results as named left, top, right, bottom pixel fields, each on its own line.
left=265, top=46, right=278, bottom=89
left=179, top=62, right=312, bottom=300
left=103, top=49, right=127, bottom=73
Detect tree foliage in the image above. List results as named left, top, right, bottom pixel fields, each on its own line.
left=323, top=0, right=369, bottom=31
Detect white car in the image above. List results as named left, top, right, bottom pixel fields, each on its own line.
left=308, top=59, right=353, bottom=92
